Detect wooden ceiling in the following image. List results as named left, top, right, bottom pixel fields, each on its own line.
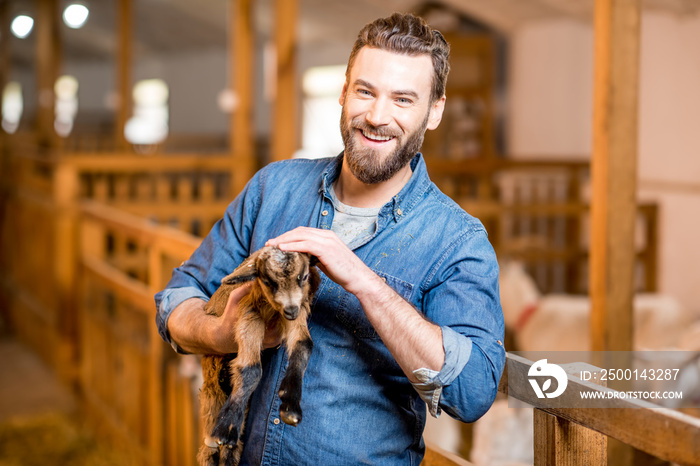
left=5, top=0, right=699, bottom=69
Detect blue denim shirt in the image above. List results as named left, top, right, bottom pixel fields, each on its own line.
left=155, top=154, right=505, bottom=465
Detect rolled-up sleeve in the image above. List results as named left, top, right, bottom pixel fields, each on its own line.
left=153, top=170, right=263, bottom=352
left=155, top=286, right=210, bottom=353
left=412, top=326, right=472, bottom=417
left=420, top=227, right=505, bottom=422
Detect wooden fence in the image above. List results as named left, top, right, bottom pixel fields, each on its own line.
left=0, top=147, right=253, bottom=379
left=79, top=201, right=202, bottom=464
left=500, top=353, right=700, bottom=465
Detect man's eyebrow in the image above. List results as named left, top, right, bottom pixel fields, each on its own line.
left=352, top=79, right=419, bottom=99
left=353, top=79, right=375, bottom=90
left=392, top=89, right=419, bottom=99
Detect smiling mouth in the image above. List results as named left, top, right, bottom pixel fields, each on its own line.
left=360, top=128, right=396, bottom=142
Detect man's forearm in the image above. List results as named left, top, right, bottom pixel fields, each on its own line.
left=168, top=298, right=239, bottom=355
left=354, top=272, right=445, bottom=382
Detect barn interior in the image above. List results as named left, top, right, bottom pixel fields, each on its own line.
left=1, top=0, right=700, bottom=465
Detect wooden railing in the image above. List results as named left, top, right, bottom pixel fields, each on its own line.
left=79, top=201, right=202, bottom=464
left=0, top=148, right=254, bottom=381
left=500, top=353, right=700, bottom=465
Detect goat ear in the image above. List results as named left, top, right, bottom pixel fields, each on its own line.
left=221, top=249, right=263, bottom=285
left=308, top=267, right=322, bottom=295
left=221, top=266, right=257, bottom=285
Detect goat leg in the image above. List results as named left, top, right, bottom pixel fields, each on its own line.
left=197, top=354, right=233, bottom=466
left=211, top=313, right=265, bottom=448
left=278, top=320, right=313, bottom=426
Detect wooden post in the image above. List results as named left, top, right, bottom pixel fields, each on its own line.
left=270, top=0, right=299, bottom=161
left=53, top=162, right=80, bottom=382
left=230, top=0, right=255, bottom=160
left=115, top=0, right=132, bottom=151
left=590, top=0, right=641, bottom=353
left=590, top=1, right=642, bottom=463
left=147, top=245, right=165, bottom=465
left=36, top=0, right=61, bottom=150
left=533, top=363, right=607, bottom=465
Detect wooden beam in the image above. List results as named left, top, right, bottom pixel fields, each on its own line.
left=36, top=0, right=61, bottom=150
left=590, top=0, right=641, bottom=352
left=115, top=0, right=132, bottom=150
left=230, top=0, right=255, bottom=160
left=271, top=0, right=299, bottom=161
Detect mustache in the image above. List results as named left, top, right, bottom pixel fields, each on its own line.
left=350, top=118, right=401, bottom=139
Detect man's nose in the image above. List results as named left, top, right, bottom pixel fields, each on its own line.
left=365, top=97, right=391, bottom=127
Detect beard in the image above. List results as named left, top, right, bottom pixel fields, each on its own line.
left=340, top=107, right=429, bottom=185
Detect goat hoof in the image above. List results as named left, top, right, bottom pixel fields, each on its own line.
left=211, top=419, right=239, bottom=447
left=279, top=403, right=302, bottom=426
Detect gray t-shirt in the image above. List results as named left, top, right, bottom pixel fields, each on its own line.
left=328, top=185, right=380, bottom=249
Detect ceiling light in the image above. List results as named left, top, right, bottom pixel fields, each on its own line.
left=63, top=4, right=89, bottom=29
left=11, top=15, right=34, bottom=39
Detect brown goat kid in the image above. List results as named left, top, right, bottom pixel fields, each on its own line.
left=197, top=246, right=320, bottom=466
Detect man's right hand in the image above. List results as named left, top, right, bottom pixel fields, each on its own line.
left=168, top=283, right=283, bottom=355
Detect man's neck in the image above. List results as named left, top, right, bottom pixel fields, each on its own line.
left=334, top=161, right=413, bottom=209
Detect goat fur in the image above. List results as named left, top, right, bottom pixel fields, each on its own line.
left=197, top=246, right=320, bottom=466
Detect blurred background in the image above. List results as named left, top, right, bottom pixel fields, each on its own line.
left=0, top=0, right=699, bottom=464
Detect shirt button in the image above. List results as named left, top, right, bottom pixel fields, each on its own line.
left=321, top=210, right=329, bottom=216
left=397, top=208, right=403, bottom=215
left=273, top=418, right=280, bottom=425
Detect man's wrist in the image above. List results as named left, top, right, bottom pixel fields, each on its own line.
left=347, top=266, right=387, bottom=300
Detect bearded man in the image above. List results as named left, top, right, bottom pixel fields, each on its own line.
left=156, top=12, right=504, bottom=465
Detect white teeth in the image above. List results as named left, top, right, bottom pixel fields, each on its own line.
left=361, top=129, right=394, bottom=141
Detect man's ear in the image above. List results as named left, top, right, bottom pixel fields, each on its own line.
left=426, top=95, right=446, bottom=131
left=339, top=82, right=348, bottom=106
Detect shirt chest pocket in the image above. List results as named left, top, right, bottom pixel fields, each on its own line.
left=336, top=271, right=415, bottom=339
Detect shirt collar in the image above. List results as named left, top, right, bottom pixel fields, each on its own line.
left=319, top=152, right=431, bottom=224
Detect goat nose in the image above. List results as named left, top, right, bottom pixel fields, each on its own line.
left=283, top=305, right=299, bottom=320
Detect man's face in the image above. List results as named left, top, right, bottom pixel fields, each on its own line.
left=339, top=47, right=445, bottom=184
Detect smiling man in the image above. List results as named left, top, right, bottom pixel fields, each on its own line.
left=156, top=13, right=505, bottom=465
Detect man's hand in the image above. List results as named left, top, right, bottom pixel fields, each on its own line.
left=266, top=227, right=374, bottom=296
left=168, top=282, right=283, bottom=355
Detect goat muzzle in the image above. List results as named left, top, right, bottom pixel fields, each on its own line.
left=283, top=305, right=300, bottom=320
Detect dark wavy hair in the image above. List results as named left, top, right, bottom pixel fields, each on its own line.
left=346, top=13, right=450, bottom=104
